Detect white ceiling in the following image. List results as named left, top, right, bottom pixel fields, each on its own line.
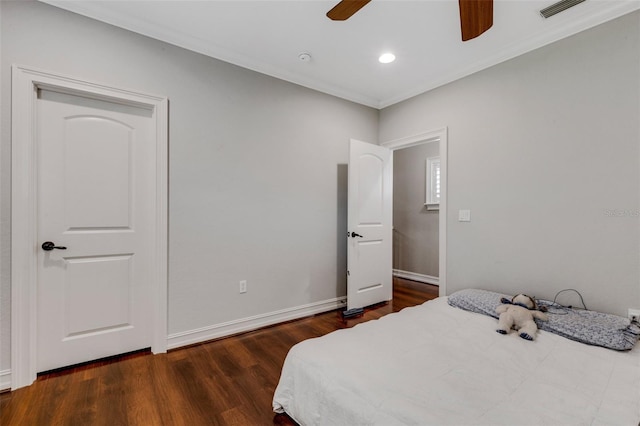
left=42, top=0, right=640, bottom=109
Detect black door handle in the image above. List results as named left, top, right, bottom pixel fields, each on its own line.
left=42, top=241, right=67, bottom=251
left=350, top=232, right=364, bottom=238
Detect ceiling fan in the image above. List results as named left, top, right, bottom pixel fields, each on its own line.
left=326, top=0, right=493, bottom=42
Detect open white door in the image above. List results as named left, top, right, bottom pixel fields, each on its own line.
left=347, top=139, right=393, bottom=310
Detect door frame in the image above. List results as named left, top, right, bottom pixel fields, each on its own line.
left=10, top=65, right=169, bottom=389
left=381, top=127, right=448, bottom=297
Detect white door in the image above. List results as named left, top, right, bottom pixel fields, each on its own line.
left=36, top=89, right=156, bottom=372
left=347, top=139, right=393, bottom=310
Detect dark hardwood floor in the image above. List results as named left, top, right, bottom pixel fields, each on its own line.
left=0, top=278, right=438, bottom=426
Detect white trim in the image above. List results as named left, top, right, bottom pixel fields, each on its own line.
left=393, top=269, right=439, bottom=286
left=152, top=99, right=169, bottom=356
left=10, top=64, right=168, bottom=390
left=379, top=2, right=640, bottom=108
left=382, top=128, right=448, bottom=298
left=41, top=1, right=640, bottom=109
left=42, top=0, right=382, bottom=108
left=0, top=370, right=11, bottom=392
left=167, top=297, right=347, bottom=350
left=381, top=128, right=445, bottom=151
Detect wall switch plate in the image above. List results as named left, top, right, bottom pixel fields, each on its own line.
left=628, top=308, right=640, bottom=322
left=458, top=209, right=471, bottom=222
left=239, top=280, right=247, bottom=294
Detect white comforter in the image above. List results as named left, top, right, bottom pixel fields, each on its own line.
left=273, top=297, right=640, bottom=425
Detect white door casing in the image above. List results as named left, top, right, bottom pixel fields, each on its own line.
left=347, top=139, right=393, bottom=310
left=11, top=65, right=168, bottom=389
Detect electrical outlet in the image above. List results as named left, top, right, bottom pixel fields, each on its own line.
left=239, top=280, right=247, bottom=294
left=628, top=308, right=640, bottom=322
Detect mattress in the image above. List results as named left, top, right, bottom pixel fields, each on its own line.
left=273, top=297, right=640, bottom=425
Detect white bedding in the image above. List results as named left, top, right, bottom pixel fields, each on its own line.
left=273, top=297, right=640, bottom=425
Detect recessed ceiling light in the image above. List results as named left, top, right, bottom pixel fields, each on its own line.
left=378, top=53, right=396, bottom=64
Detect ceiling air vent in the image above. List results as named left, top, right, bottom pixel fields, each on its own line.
left=540, top=0, right=586, bottom=18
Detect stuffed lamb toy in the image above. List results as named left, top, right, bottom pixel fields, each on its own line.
left=496, top=294, right=548, bottom=341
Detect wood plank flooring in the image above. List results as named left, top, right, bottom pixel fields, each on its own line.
left=0, top=278, right=438, bottom=426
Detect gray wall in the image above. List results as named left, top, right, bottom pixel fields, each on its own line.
left=2, top=1, right=639, bottom=379
left=393, top=143, right=439, bottom=277
left=381, top=11, right=640, bottom=316
left=0, top=1, right=378, bottom=373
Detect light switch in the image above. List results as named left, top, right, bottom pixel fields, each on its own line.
left=458, top=209, right=471, bottom=222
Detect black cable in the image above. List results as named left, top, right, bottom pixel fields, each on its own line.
left=537, top=300, right=571, bottom=315
left=552, top=288, right=588, bottom=311
left=535, top=289, right=589, bottom=316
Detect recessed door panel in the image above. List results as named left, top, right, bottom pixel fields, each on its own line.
left=357, top=154, right=384, bottom=226
left=64, top=255, right=133, bottom=337
left=354, top=240, right=386, bottom=306
left=64, top=117, right=132, bottom=230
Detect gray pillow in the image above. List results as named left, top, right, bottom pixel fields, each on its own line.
left=448, top=289, right=639, bottom=351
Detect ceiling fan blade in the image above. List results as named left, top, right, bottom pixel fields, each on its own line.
left=327, top=0, right=372, bottom=21
left=459, top=0, right=493, bottom=41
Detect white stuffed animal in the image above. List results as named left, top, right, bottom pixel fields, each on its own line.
left=496, top=294, right=548, bottom=341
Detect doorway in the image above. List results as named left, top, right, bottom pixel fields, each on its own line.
left=382, top=128, right=447, bottom=297
left=393, top=142, right=439, bottom=284
left=11, top=65, right=169, bottom=389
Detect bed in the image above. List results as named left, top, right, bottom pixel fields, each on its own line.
left=272, top=290, right=640, bottom=425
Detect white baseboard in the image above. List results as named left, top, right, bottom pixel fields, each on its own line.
left=0, top=369, right=11, bottom=391
left=1, top=297, right=347, bottom=386
left=393, top=269, right=439, bottom=286
left=167, top=296, right=347, bottom=350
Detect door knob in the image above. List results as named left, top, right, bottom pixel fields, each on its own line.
left=350, top=232, right=364, bottom=238
left=42, top=241, right=67, bottom=251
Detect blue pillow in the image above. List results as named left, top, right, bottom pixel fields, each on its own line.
left=448, top=289, right=639, bottom=351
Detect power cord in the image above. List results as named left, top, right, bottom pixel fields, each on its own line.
left=536, top=288, right=588, bottom=315
left=535, top=290, right=639, bottom=345
left=552, top=288, right=588, bottom=310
